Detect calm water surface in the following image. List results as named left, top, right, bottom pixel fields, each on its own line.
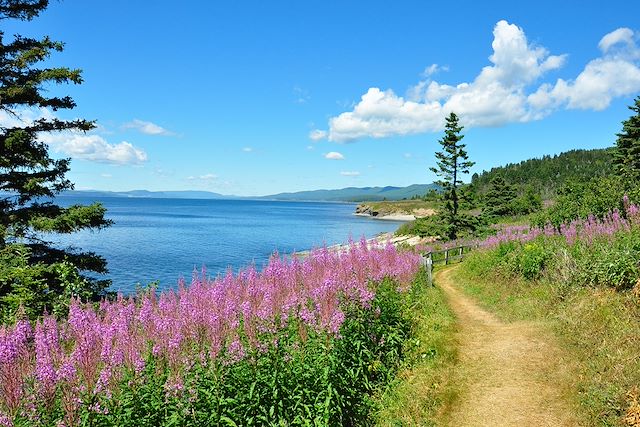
left=53, top=196, right=405, bottom=293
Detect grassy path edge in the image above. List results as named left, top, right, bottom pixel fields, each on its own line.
left=375, top=267, right=459, bottom=426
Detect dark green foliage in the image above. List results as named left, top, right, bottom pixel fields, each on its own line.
left=0, top=0, right=112, bottom=320
left=482, top=175, right=516, bottom=218
left=531, top=175, right=631, bottom=228
left=613, top=96, right=640, bottom=186
left=472, top=148, right=614, bottom=199
left=429, top=113, right=475, bottom=240
left=510, top=186, right=542, bottom=216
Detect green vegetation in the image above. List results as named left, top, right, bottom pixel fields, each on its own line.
left=429, top=112, right=476, bottom=240
left=471, top=147, right=614, bottom=198
left=407, top=97, right=640, bottom=424
left=0, top=0, right=111, bottom=321
left=443, top=98, right=640, bottom=424
left=613, top=97, right=640, bottom=184
left=454, top=237, right=640, bottom=426
left=375, top=268, right=458, bottom=426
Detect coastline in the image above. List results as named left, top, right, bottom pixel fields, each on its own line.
left=294, top=232, right=427, bottom=258
left=354, top=212, right=416, bottom=221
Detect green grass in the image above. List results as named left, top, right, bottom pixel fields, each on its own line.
left=375, top=267, right=459, bottom=426
left=453, top=254, right=640, bottom=426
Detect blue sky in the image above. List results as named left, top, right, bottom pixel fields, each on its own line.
left=2, top=0, right=640, bottom=196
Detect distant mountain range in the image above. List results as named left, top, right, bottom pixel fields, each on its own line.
left=63, top=184, right=438, bottom=202
left=61, top=190, right=232, bottom=200
left=259, top=184, right=438, bottom=202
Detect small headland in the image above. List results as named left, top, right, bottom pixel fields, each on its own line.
left=355, top=200, right=437, bottom=221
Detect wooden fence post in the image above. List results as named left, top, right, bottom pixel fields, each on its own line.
left=426, top=257, right=433, bottom=286
left=445, top=249, right=449, bottom=265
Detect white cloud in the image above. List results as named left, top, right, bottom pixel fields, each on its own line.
left=340, top=171, right=360, bottom=176
left=101, top=173, right=112, bottom=178
left=44, top=133, right=147, bottom=165
left=598, top=28, right=635, bottom=53
left=422, top=63, right=448, bottom=77
left=324, top=151, right=345, bottom=160
left=123, top=119, right=174, bottom=136
left=0, top=107, right=55, bottom=128
left=309, top=129, right=327, bottom=141
left=0, top=108, right=148, bottom=165
left=313, top=21, right=640, bottom=142
left=530, top=29, right=640, bottom=111
left=242, top=147, right=253, bottom=152
left=403, top=153, right=412, bottom=159
left=187, top=173, right=218, bottom=181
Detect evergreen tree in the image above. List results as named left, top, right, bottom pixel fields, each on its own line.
left=614, top=96, right=640, bottom=185
left=0, top=0, right=112, bottom=320
left=483, top=175, right=516, bottom=218
left=430, top=112, right=475, bottom=239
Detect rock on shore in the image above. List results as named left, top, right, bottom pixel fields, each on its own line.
left=355, top=203, right=436, bottom=221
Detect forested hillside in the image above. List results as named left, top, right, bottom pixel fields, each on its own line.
left=471, top=148, right=614, bottom=197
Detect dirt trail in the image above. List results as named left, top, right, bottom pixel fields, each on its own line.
left=436, top=267, right=578, bottom=427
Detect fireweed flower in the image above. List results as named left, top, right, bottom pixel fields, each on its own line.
left=0, top=242, right=420, bottom=419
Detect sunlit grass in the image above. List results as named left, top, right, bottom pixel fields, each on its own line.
left=375, top=267, right=459, bottom=426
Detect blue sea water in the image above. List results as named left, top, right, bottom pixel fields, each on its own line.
left=53, top=196, right=405, bottom=293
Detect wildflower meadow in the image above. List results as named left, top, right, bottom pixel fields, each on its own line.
left=0, top=241, right=421, bottom=426
left=462, top=198, right=640, bottom=287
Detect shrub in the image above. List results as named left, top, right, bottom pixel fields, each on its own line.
left=516, top=242, right=551, bottom=280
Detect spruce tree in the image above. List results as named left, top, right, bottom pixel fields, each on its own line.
left=614, top=96, right=640, bottom=185
left=430, top=112, right=475, bottom=239
left=0, top=0, right=112, bottom=320
left=483, top=175, right=516, bottom=218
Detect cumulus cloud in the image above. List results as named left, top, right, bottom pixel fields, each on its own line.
left=0, top=108, right=148, bottom=165
left=123, top=119, right=174, bottom=136
left=43, top=133, right=147, bottom=165
left=598, top=28, right=635, bottom=53
left=242, top=147, right=253, bottom=152
left=309, top=129, right=328, bottom=141
left=311, top=21, right=640, bottom=142
left=529, top=30, right=640, bottom=111
left=324, top=151, right=345, bottom=160
left=340, top=171, right=360, bottom=176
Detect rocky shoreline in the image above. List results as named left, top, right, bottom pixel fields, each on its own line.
left=354, top=203, right=436, bottom=221
left=293, top=232, right=430, bottom=258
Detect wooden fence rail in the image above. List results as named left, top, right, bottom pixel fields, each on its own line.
left=419, top=245, right=473, bottom=286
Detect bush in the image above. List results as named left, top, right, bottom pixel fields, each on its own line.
left=516, top=242, right=551, bottom=280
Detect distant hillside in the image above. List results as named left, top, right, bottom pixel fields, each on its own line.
left=59, top=185, right=438, bottom=202
left=262, top=184, right=439, bottom=202
left=472, top=148, right=614, bottom=197
left=63, top=190, right=231, bottom=199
